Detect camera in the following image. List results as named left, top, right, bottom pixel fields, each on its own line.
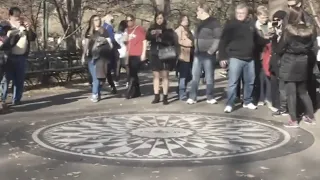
left=272, top=21, right=279, bottom=27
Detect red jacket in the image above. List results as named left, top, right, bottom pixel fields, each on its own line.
left=262, top=43, right=271, bottom=77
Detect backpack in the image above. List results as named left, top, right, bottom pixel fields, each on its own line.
left=262, top=43, right=272, bottom=77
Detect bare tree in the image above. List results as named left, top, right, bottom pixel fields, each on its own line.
left=306, top=0, right=320, bottom=28
left=268, top=0, right=287, bottom=18
left=0, top=0, right=43, bottom=31
left=50, top=0, right=82, bottom=51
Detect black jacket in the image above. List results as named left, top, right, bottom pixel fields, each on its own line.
left=0, top=34, right=21, bottom=79
left=146, top=25, right=175, bottom=56
left=269, top=34, right=281, bottom=77
left=277, top=24, right=314, bottom=81
left=218, top=18, right=257, bottom=61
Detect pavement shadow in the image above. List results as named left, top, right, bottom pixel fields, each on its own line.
left=2, top=73, right=230, bottom=113
left=9, top=90, right=90, bottom=112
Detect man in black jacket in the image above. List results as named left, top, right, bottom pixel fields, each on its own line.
left=219, top=3, right=257, bottom=113
left=0, top=21, right=21, bottom=113
left=186, top=3, right=222, bottom=104
left=1, top=7, right=36, bottom=106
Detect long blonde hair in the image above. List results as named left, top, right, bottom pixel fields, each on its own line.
left=85, top=15, right=103, bottom=38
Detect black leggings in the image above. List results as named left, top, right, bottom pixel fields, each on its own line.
left=106, top=69, right=115, bottom=88
left=114, top=58, right=121, bottom=82
left=126, top=56, right=141, bottom=97
left=115, top=58, right=129, bottom=83
left=285, top=81, right=314, bottom=121
left=270, top=75, right=287, bottom=111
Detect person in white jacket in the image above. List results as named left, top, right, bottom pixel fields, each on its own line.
left=114, top=20, right=128, bottom=86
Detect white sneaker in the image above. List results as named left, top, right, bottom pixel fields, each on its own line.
left=269, top=106, right=278, bottom=112
left=257, top=101, right=265, bottom=106
left=243, top=103, right=257, bottom=110
left=90, top=94, right=99, bottom=103
left=186, top=99, right=197, bottom=104
left=224, top=106, right=232, bottom=113
left=114, top=81, right=119, bottom=87
left=207, top=99, right=217, bottom=104
left=126, top=82, right=129, bottom=88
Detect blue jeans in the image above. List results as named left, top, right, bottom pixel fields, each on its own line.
left=178, top=60, right=191, bottom=100
left=1, top=55, right=27, bottom=103
left=227, top=58, right=255, bottom=106
left=88, top=60, right=102, bottom=96
left=189, top=53, right=215, bottom=101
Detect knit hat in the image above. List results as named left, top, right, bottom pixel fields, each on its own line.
left=272, top=10, right=287, bottom=20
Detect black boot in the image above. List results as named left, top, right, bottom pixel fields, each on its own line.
left=152, top=94, right=160, bottom=104
left=111, top=87, right=117, bottom=94
left=126, top=79, right=134, bottom=99
left=163, top=94, right=169, bottom=105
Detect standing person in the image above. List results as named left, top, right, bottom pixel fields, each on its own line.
left=0, top=21, right=21, bottom=112
left=124, top=14, right=147, bottom=99
left=1, top=7, right=36, bottom=105
left=254, top=6, right=272, bottom=107
left=287, top=0, right=318, bottom=111
left=186, top=3, right=222, bottom=105
left=146, top=12, right=176, bottom=105
left=269, top=10, right=289, bottom=116
left=82, top=15, right=113, bottom=103
left=114, top=20, right=128, bottom=86
left=277, top=8, right=316, bottom=127
left=102, top=13, right=118, bottom=93
left=175, top=15, right=193, bottom=101
left=219, top=3, right=257, bottom=113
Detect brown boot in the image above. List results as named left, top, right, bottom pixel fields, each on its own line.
left=0, top=102, right=7, bottom=113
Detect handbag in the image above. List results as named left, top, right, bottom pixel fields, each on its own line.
left=92, top=36, right=111, bottom=61
left=158, top=46, right=176, bottom=61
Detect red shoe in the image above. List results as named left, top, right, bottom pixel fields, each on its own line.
left=302, top=116, right=316, bottom=125
left=284, top=119, right=299, bottom=128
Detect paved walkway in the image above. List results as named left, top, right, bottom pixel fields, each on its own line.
left=1, top=72, right=320, bottom=180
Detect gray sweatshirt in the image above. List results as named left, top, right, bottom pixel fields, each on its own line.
left=194, top=17, right=222, bottom=54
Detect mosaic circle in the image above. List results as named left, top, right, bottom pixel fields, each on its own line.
left=31, top=113, right=291, bottom=161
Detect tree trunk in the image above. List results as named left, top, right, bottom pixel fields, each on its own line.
left=268, top=0, right=287, bottom=18
left=52, top=0, right=82, bottom=51
left=307, top=0, right=320, bottom=28
left=153, top=0, right=171, bottom=17
left=65, top=0, right=82, bottom=51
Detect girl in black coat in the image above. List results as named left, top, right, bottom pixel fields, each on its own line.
left=276, top=8, right=316, bottom=127
left=146, top=12, right=176, bottom=105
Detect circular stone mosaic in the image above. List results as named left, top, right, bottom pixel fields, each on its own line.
left=31, top=113, right=292, bottom=161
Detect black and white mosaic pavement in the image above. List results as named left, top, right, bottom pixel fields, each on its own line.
left=8, top=112, right=314, bottom=166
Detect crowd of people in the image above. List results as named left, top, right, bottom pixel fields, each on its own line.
left=1, top=1, right=320, bottom=128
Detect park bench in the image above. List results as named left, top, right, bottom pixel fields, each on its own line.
left=25, top=50, right=86, bottom=85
